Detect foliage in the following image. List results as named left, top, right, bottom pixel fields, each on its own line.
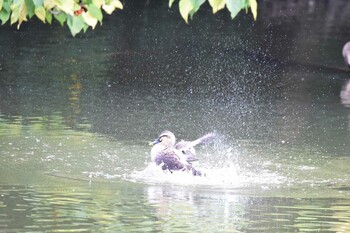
left=172, top=0, right=257, bottom=23
left=0, top=0, right=257, bottom=36
left=0, top=0, right=123, bottom=36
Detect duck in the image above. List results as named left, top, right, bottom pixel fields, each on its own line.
left=342, top=41, right=350, bottom=68
left=150, top=131, right=215, bottom=176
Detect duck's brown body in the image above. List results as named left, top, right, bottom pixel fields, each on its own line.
left=150, top=131, right=215, bottom=176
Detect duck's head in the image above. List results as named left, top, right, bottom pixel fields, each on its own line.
left=150, top=130, right=176, bottom=148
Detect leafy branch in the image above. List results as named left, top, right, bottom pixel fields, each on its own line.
left=173, top=0, right=257, bottom=23
left=0, top=0, right=123, bottom=36
left=0, top=0, right=257, bottom=36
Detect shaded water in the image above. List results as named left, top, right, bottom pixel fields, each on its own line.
left=1, top=1, right=350, bottom=232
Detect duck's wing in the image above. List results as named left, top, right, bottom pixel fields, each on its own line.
left=176, top=133, right=216, bottom=152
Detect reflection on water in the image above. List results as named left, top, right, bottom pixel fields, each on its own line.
left=1, top=183, right=350, bottom=232
left=341, top=80, right=350, bottom=107
left=64, top=74, right=84, bottom=129
left=340, top=80, right=350, bottom=131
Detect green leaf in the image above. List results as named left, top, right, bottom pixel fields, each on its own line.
left=35, top=5, right=46, bottom=22
left=10, top=0, right=20, bottom=24
left=242, top=0, right=249, bottom=8
left=87, top=3, right=102, bottom=22
left=192, top=0, right=205, bottom=12
left=18, top=2, right=28, bottom=28
left=0, top=0, right=3, bottom=11
left=179, top=0, right=193, bottom=23
left=67, top=15, right=85, bottom=36
left=53, top=0, right=74, bottom=15
left=0, top=0, right=10, bottom=24
left=3, top=1, right=10, bottom=11
left=44, top=0, right=56, bottom=9
left=178, top=0, right=205, bottom=22
left=45, top=9, right=52, bottom=23
left=82, top=22, right=88, bottom=32
left=226, top=0, right=244, bottom=19
left=0, top=9, right=10, bottom=25
left=82, top=11, right=97, bottom=28
left=92, top=0, right=103, bottom=8
left=102, top=4, right=114, bottom=14
left=111, top=0, right=123, bottom=9
left=11, top=0, right=25, bottom=25
left=208, top=0, right=225, bottom=14
left=169, top=0, right=175, bottom=8
left=249, top=0, right=257, bottom=20
left=73, top=3, right=80, bottom=11
left=33, top=0, right=43, bottom=6
left=53, top=12, right=66, bottom=26
left=189, top=0, right=205, bottom=19
left=25, top=0, right=35, bottom=18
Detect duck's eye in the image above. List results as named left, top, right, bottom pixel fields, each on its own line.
left=182, top=150, right=185, bottom=153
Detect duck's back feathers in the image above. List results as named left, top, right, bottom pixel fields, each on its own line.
left=175, top=140, right=198, bottom=163
left=154, top=148, right=190, bottom=171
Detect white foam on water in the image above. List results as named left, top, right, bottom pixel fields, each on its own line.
left=129, top=162, right=286, bottom=189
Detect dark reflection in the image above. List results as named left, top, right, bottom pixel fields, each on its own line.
left=62, top=73, right=89, bottom=130
left=258, top=0, right=350, bottom=70
left=0, top=71, right=90, bottom=132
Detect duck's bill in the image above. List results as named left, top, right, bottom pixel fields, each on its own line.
left=149, top=138, right=160, bottom=146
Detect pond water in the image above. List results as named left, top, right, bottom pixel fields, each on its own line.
left=1, top=1, right=350, bottom=232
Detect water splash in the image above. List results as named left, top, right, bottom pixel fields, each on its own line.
left=129, top=161, right=286, bottom=189
left=128, top=135, right=287, bottom=189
